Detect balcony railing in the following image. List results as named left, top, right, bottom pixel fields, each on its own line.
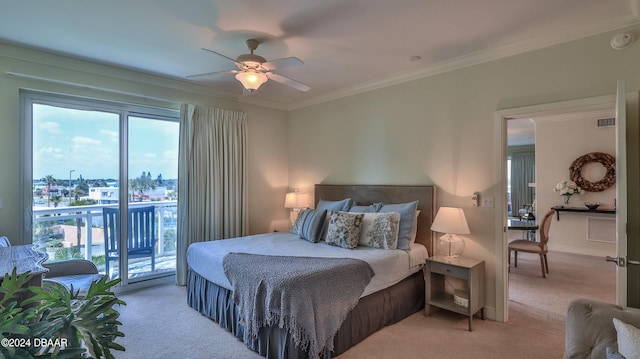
left=32, top=201, right=177, bottom=275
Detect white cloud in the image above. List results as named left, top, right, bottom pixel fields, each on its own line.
left=163, top=150, right=178, bottom=161
left=35, top=146, right=65, bottom=159
left=72, top=136, right=102, bottom=147
left=39, top=121, right=62, bottom=134
left=100, top=129, right=119, bottom=143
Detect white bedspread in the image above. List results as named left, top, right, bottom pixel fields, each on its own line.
left=187, top=232, right=428, bottom=297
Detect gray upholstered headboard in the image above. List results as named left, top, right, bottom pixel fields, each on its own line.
left=314, top=184, right=436, bottom=255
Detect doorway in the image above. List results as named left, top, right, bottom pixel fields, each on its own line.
left=506, top=109, right=617, bottom=318
left=494, top=93, right=625, bottom=321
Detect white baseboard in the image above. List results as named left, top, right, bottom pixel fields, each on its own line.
left=483, top=306, right=497, bottom=321
left=547, top=243, right=612, bottom=258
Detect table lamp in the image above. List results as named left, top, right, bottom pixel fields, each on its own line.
left=284, top=191, right=309, bottom=225
left=431, top=207, right=470, bottom=259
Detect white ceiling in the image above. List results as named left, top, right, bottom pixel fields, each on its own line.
left=1, top=1, right=638, bottom=109
left=508, top=118, right=537, bottom=147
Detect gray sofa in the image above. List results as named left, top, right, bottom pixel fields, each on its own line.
left=565, top=298, right=640, bottom=358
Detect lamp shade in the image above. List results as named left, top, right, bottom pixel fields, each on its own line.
left=431, top=207, right=470, bottom=258
left=284, top=191, right=308, bottom=209
left=430, top=207, right=470, bottom=235
left=235, top=71, right=268, bottom=91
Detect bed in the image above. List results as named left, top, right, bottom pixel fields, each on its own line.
left=187, top=184, right=436, bottom=358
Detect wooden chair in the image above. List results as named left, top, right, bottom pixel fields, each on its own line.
left=102, top=206, right=157, bottom=276
left=508, top=209, right=555, bottom=278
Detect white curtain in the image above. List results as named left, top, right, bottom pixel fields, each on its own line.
left=176, top=104, right=248, bottom=285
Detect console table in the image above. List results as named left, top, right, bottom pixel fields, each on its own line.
left=551, top=206, right=616, bottom=220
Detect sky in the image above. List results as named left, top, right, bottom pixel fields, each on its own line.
left=33, top=104, right=179, bottom=181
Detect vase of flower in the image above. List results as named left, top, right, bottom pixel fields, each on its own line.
left=555, top=180, right=582, bottom=208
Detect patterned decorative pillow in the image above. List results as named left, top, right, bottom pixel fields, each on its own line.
left=295, top=209, right=327, bottom=243
left=613, top=318, right=640, bottom=359
left=316, top=198, right=354, bottom=240
left=606, top=347, right=626, bottom=359
left=325, top=211, right=364, bottom=249
left=355, top=212, right=401, bottom=249
left=379, top=201, right=419, bottom=250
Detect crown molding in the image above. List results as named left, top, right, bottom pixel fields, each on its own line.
left=0, top=41, right=290, bottom=111
left=288, top=14, right=640, bottom=111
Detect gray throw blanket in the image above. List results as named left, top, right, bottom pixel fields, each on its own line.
left=223, top=253, right=375, bottom=359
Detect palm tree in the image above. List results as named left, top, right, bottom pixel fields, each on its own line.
left=41, top=175, right=57, bottom=207
left=74, top=177, right=89, bottom=200
left=51, top=195, right=62, bottom=208
left=129, top=174, right=156, bottom=202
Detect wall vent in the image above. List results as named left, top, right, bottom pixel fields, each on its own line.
left=596, top=117, right=615, bottom=127
left=586, top=217, right=615, bottom=243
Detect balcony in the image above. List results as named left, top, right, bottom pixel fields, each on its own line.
left=32, top=201, right=177, bottom=279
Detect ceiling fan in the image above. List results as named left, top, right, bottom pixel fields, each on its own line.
left=187, top=39, right=311, bottom=96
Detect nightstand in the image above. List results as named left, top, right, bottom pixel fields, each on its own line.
left=424, top=255, right=485, bottom=331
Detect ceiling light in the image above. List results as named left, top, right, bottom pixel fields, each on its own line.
left=235, top=71, right=268, bottom=93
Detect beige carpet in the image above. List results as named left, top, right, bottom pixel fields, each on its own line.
left=116, top=284, right=261, bottom=359
left=508, top=250, right=616, bottom=319
left=113, top=251, right=613, bottom=358
left=117, top=285, right=565, bottom=359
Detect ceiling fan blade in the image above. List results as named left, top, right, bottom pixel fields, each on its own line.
left=201, top=48, right=240, bottom=65
left=267, top=72, right=311, bottom=92
left=262, top=57, right=304, bottom=71
left=186, top=69, right=237, bottom=79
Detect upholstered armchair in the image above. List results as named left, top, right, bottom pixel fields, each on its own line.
left=42, top=259, right=105, bottom=296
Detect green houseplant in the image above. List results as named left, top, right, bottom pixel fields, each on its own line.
left=0, top=269, right=125, bottom=358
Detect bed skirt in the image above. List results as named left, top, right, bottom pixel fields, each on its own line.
left=187, top=268, right=425, bottom=358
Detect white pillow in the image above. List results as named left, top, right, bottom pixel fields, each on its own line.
left=409, top=210, right=420, bottom=244
left=352, top=212, right=401, bottom=249
left=613, top=318, right=640, bottom=359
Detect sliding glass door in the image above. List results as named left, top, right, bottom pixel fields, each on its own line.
left=126, top=115, right=178, bottom=280
left=21, top=91, right=178, bottom=286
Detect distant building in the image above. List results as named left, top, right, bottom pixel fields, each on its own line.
left=41, top=186, right=60, bottom=195
left=134, top=187, right=168, bottom=201
left=89, top=187, right=118, bottom=204
left=88, top=186, right=168, bottom=204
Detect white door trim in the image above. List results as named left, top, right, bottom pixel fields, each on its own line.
left=494, top=94, right=617, bottom=322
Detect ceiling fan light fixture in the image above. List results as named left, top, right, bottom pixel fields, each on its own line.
left=235, top=71, right=268, bottom=91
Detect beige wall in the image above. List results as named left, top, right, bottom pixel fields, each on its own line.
left=287, top=26, right=640, bottom=319
left=536, top=114, right=617, bottom=257
left=0, top=42, right=290, bottom=243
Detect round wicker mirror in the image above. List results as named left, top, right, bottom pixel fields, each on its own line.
left=569, top=152, right=616, bottom=192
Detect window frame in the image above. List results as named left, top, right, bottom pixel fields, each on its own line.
left=19, top=90, right=179, bottom=287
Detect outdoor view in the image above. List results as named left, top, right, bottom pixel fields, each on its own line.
left=31, top=102, right=179, bottom=282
